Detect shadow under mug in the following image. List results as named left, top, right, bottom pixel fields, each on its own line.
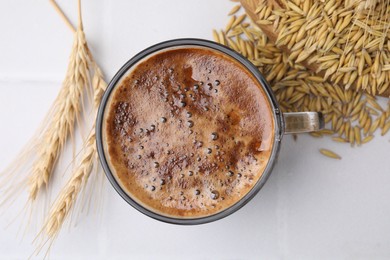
left=96, top=38, right=324, bottom=225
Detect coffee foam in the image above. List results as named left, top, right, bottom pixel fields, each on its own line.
left=103, top=46, right=274, bottom=218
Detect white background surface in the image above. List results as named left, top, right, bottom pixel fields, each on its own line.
left=1, top=0, right=390, bottom=259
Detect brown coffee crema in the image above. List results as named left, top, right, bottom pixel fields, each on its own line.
left=103, top=47, right=274, bottom=218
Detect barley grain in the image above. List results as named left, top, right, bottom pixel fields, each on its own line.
left=319, top=148, right=342, bottom=159
left=228, top=4, right=241, bottom=15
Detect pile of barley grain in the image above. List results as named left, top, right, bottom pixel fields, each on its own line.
left=213, top=2, right=390, bottom=155
left=247, top=0, right=390, bottom=96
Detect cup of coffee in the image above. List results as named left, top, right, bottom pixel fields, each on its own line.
left=96, top=39, right=323, bottom=224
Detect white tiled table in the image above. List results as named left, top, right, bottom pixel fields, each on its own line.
left=1, top=1, right=389, bottom=259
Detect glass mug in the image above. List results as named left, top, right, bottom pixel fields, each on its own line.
left=96, top=39, right=324, bottom=225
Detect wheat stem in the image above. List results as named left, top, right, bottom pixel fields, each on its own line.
left=78, top=0, right=83, bottom=30
left=49, top=0, right=76, bottom=33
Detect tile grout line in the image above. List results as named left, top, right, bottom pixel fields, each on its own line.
left=0, top=77, right=62, bottom=85
left=276, top=170, right=289, bottom=259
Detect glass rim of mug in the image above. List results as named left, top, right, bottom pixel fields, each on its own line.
left=96, top=38, right=284, bottom=225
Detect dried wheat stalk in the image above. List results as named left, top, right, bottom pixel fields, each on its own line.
left=1, top=3, right=108, bottom=254
left=34, top=0, right=107, bottom=251
left=0, top=5, right=91, bottom=208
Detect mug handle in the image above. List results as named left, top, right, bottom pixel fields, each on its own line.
left=283, top=112, right=324, bottom=134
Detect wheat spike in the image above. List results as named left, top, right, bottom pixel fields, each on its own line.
left=28, top=27, right=90, bottom=200
left=44, top=60, right=106, bottom=240
left=45, top=127, right=96, bottom=238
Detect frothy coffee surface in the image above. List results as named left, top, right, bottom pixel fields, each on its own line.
left=103, top=47, right=274, bottom=218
